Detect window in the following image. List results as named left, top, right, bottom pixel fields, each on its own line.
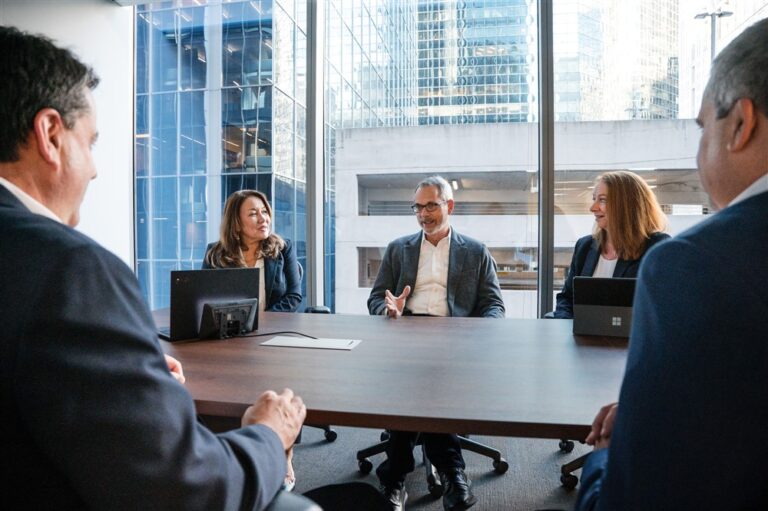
left=324, top=0, right=539, bottom=317
left=135, top=0, right=306, bottom=309
left=134, top=0, right=768, bottom=315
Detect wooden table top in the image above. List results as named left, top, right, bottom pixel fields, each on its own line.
left=160, top=311, right=627, bottom=440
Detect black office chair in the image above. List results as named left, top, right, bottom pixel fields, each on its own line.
left=356, top=431, right=509, bottom=498
left=557, top=438, right=588, bottom=489
left=543, top=314, right=586, bottom=488
left=265, top=491, right=322, bottom=511
left=296, top=262, right=337, bottom=442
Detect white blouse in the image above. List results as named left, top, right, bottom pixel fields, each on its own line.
left=592, top=255, right=617, bottom=278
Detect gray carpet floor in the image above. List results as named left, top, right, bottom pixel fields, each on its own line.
left=292, top=426, right=589, bottom=511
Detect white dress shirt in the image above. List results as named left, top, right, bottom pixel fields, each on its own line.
left=0, top=177, right=61, bottom=223
left=406, top=230, right=451, bottom=316
left=729, top=173, right=768, bottom=207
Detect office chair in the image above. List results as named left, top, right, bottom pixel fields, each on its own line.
left=558, top=439, right=587, bottom=489
left=541, top=315, right=586, bottom=488
left=356, top=431, right=509, bottom=498
left=296, top=263, right=337, bottom=442
left=265, top=491, right=321, bottom=511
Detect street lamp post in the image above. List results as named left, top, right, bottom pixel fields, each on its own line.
left=695, top=8, right=733, bottom=62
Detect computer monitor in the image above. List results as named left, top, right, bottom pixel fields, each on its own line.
left=573, top=276, right=636, bottom=337
left=162, top=268, right=260, bottom=342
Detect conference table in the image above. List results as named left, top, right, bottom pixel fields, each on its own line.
left=159, top=311, right=628, bottom=442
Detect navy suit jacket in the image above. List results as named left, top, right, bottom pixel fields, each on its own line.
left=202, top=240, right=302, bottom=312
left=367, top=230, right=505, bottom=318
left=0, top=186, right=286, bottom=510
left=553, top=232, right=669, bottom=318
left=575, top=190, right=768, bottom=510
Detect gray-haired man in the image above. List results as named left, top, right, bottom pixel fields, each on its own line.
left=368, top=176, right=505, bottom=511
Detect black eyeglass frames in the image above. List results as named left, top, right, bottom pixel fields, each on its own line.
left=410, top=201, right=447, bottom=213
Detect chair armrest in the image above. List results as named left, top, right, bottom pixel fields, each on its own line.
left=304, top=305, right=331, bottom=314
left=265, top=491, right=322, bottom=511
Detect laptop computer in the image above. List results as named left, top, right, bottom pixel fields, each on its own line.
left=572, top=276, right=636, bottom=337
left=158, top=268, right=260, bottom=342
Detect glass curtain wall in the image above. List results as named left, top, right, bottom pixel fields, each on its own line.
left=134, top=0, right=768, bottom=315
left=135, top=0, right=306, bottom=309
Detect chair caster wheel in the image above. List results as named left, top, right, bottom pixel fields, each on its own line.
left=358, top=459, right=373, bottom=474
left=427, top=478, right=443, bottom=498
left=493, top=458, right=509, bottom=474
left=559, top=439, right=575, bottom=453
left=561, top=473, right=579, bottom=489
left=380, top=431, right=390, bottom=441
left=324, top=429, right=338, bottom=442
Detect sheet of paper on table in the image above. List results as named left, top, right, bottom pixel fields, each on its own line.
left=261, top=335, right=362, bottom=350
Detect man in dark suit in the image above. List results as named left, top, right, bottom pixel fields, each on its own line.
left=368, top=176, right=505, bottom=511
left=575, top=18, right=768, bottom=511
left=0, top=26, right=310, bottom=511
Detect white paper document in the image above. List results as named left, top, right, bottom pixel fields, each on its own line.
left=261, top=335, right=362, bottom=350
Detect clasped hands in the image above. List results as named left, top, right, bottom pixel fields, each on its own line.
left=384, top=285, right=411, bottom=318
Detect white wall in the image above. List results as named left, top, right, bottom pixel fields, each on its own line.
left=0, top=0, right=135, bottom=266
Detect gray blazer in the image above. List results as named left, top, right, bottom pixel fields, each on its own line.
left=367, top=229, right=505, bottom=318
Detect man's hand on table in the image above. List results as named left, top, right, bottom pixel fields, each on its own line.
left=243, top=388, right=307, bottom=451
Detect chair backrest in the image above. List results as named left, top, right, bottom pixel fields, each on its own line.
left=297, top=262, right=331, bottom=313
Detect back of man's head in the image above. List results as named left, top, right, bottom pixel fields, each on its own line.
left=0, top=26, right=99, bottom=163
left=706, top=18, right=768, bottom=119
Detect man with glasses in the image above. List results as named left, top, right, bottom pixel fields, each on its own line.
left=574, top=18, right=768, bottom=511
left=368, top=175, right=505, bottom=511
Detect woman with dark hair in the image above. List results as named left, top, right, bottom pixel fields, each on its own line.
left=202, top=189, right=302, bottom=313
left=552, top=171, right=669, bottom=318
left=202, top=189, right=302, bottom=490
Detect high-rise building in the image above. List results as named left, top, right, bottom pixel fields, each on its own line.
left=416, top=0, right=535, bottom=124
left=599, top=0, right=679, bottom=120
left=135, top=0, right=419, bottom=309
left=135, top=0, right=308, bottom=309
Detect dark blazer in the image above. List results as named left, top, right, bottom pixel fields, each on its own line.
left=552, top=231, right=669, bottom=318
left=0, top=185, right=286, bottom=510
left=367, top=229, right=505, bottom=318
left=575, top=191, right=768, bottom=511
left=202, top=239, right=302, bottom=312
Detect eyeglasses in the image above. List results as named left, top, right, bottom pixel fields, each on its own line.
left=410, top=201, right=446, bottom=213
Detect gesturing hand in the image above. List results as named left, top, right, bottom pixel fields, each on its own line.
left=384, top=285, right=411, bottom=318
left=585, top=402, right=618, bottom=450
left=242, top=388, right=307, bottom=451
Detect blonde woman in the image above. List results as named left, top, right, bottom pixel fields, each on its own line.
left=552, top=171, right=669, bottom=318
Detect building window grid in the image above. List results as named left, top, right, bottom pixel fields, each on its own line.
left=136, top=0, right=309, bottom=309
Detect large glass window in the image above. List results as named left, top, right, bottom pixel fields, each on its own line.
left=324, top=0, right=540, bottom=317
left=135, top=0, right=306, bottom=310
left=550, top=1, right=768, bottom=307
left=135, top=0, right=768, bottom=316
